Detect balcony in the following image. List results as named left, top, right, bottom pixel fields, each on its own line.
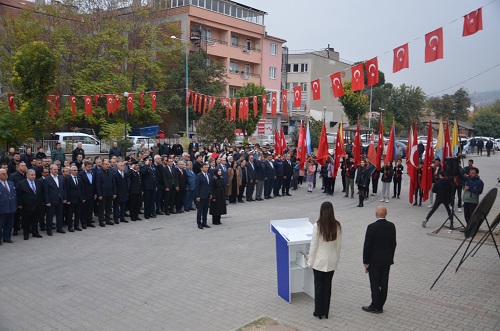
left=228, top=69, right=261, bottom=86
left=230, top=42, right=261, bottom=53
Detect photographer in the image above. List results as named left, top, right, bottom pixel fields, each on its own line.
left=422, top=172, right=452, bottom=228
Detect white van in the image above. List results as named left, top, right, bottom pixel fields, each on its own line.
left=53, top=132, right=101, bottom=154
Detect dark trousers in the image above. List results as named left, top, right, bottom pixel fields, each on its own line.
left=13, top=209, right=21, bottom=231
left=414, top=187, right=423, bottom=204
left=273, top=177, right=282, bottom=196
left=212, top=214, right=221, bottom=225
left=246, top=181, right=255, bottom=200
left=113, top=200, right=126, bottom=221
left=176, top=189, right=185, bottom=211
left=282, top=177, right=290, bottom=195
left=66, top=201, right=82, bottom=228
left=46, top=202, right=64, bottom=231
left=143, top=190, right=155, bottom=217
left=368, top=265, right=391, bottom=311
left=486, top=147, right=491, bottom=157
left=313, top=269, right=335, bottom=317
left=393, top=179, right=402, bottom=197
left=155, top=185, right=164, bottom=213
left=238, top=184, right=246, bottom=201
left=98, top=196, right=113, bottom=222
left=0, top=213, right=15, bottom=241
left=463, top=202, right=477, bottom=225
left=184, top=190, right=195, bottom=210
left=80, top=200, right=94, bottom=226
left=165, top=187, right=176, bottom=212
left=426, top=198, right=452, bottom=222
left=326, top=177, right=335, bottom=195
left=372, top=178, right=379, bottom=194
left=255, top=180, right=264, bottom=198
left=21, top=209, right=41, bottom=236
left=264, top=178, right=274, bottom=198
left=341, top=172, right=346, bottom=191
left=129, top=193, right=141, bottom=220
left=453, top=186, right=463, bottom=208
left=196, top=198, right=209, bottom=226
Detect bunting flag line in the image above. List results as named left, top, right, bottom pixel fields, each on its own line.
left=329, top=72, right=344, bottom=98
left=253, top=95, right=258, bottom=117
left=84, top=95, right=92, bottom=116
left=271, top=92, right=277, bottom=118
left=151, top=92, right=157, bottom=111
left=463, top=8, right=483, bottom=37
left=293, top=85, right=302, bottom=108
left=114, top=94, right=121, bottom=112
left=261, top=93, right=267, bottom=118
left=281, top=89, right=288, bottom=118
left=54, top=95, right=60, bottom=114
left=231, top=98, right=236, bottom=121
left=47, top=95, right=54, bottom=117
left=366, top=57, right=379, bottom=87
left=7, top=94, right=15, bottom=111
left=107, top=94, right=114, bottom=115
left=393, top=43, right=409, bottom=73
left=425, top=27, right=444, bottom=63
left=140, top=92, right=145, bottom=110
left=70, top=95, right=76, bottom=115
left=351, top=64, right=364, bottom=92
left=127, top=93, right=134, bottom=114
left=311, top=79, right=320, bottom=100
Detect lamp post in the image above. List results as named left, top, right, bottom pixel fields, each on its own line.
left=171, top=35, right=189, bottom=138
left=123, top=91, right=129, bottom=138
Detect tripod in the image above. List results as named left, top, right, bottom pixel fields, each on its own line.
left=432, top=195, right=465, bottom=234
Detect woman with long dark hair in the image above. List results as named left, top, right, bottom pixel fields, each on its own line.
left=210, top=168, right=227, bottom=225
left=308, top=201, right=342, bottom=320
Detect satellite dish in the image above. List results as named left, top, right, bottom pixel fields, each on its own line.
left=464, top=188, right=497, bottom=238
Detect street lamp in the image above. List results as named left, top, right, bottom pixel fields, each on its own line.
left=123, top=91, right=129, bottom=138
left=171, top=35, right=189, bottom=138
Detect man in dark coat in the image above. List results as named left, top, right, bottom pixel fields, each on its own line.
left=476, top=139, right=484, bottom=156
left=153, top=155, right=165, bottom=215
left=43, top=164, right=66, bottom=235
left=140, top=158, right=156, bottom=219
left=162, top=157, right=178, bottom=215
left=16, top=169, right=44, bottom=239
left=263, top=154, right=276, bottom=199
left=113, top=162, right=129, bottom=223
left=195, top=163, right=211, bottom=229
left=0, top=169, right=17, bottom=244
left=245, top=154, right=257, bottom=201
left=78, top=161, right=96, bottom=228
left=72, top=142, right=85, bottom=162
left=108, top=142, right=122, bottom=158
left=254, top=155, right=265, bottom=201
left=188, top=137, right=199, bottom=155
left=159, top=139, right=171, bottom=156
left=362, top=206, right=397, bottom=314
left=174, top=161, right=187, bottom=213
left=171, top=140, right=183, bottom=156
left=282, top=153, right=293, bottom=196
left=65, top=166, right=84, bottom=232
left=8, top=161, right=27, bottom=236
left=423, top=172, right=453, bottom=228
left=128, top=161, right=142, bottom=221
left=95, top=160, right=116, bottom=227
left=485, top=139, right=494, bottom=157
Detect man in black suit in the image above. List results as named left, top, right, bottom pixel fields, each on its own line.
left=140, top=157, right=156, bottom=219
left=113, top=162, right=129, bottom=224
left=9, top=161, right=27, bottom=236
left=195, top=163, right=211, bottom=229
left=153, top=155, right=165, bottom=215
left=43, top=164, right=66, bottom=235
left=162, top=157, right=178, bottom=215
left=174, top=161, right=187, bottom=213
left=188, top=136, right=199, bottom=155
left=128, top=161, right=142, bottom=221
left=362, top=206, right=397, bottom=314
left=95, top=160, right=116, bottom=227
left=245, top=154, right=257, bottom=201
left=263, top=154, right=276, bottom=199
left=78, top=161, right=96, bottom=229
left=159, top=139, right=171, bottom=156
left=16, top=169, right=44, bottom=240
left=282, top=153, right=293, bottom=196
left=192, top=154, right=204, bottom=175
left=65, top=166, right=84, bottom=232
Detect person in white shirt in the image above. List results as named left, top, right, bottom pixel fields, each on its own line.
left=308, top=201, right=342, bottom=320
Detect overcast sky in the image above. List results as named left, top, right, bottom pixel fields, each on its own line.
left=246, top=0, right=500, bottom=96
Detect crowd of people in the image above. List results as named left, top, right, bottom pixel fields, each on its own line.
left=0, top=135, right=485, bottom=244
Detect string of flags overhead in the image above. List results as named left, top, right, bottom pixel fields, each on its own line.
left=4, top=7, right=486, bottom=117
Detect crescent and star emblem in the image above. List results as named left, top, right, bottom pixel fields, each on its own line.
left=333, top=77, right=341, bottom=88
left=397, top=48, right=405, bottom=61
left=354, top=69, right=361, bottom=81
left=9, top=96, right=14, bottom=101
left=368, top=64, right=377, bottom=77
left=410, top=145, right=418, bottom=168
left=429, top=35, right=439, bottom=51
left=312, top=81, right=319, bottom=93
left=294, top=90, right=300, bottom=100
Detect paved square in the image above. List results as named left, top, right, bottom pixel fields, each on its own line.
left=1, top=155, right=499, bottom=331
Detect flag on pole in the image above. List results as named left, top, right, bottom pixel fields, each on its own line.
left=274, top=128, right=282, bottom=155
left=280, top=129, right=287, bottom=154
left=297, top=121, right=304, bottom=164
left=333, top=123, right=345, bottom=177
left=421, top=121, right=435, bottom=201
left=316, top=123, right=329, bottom=166
left=375, top=118, right=384, bottom=170
left=434, top=118, right=445, bottom=161
left=408, top=124, right=419, bottom=204
left=306, top=120, right=312, bottom=155
left=443, top=120, right=452, bottom=160
left=7, top=94, right=15, bottom=111
left=300, top=123, right=308, bottom=170
left=367, top=133, right=377, bottom=165
left=451, top=120, right=460, bottom=156
left=353, top=120, right=362, bottom=165
left=385, top=122, right=395, bottom=163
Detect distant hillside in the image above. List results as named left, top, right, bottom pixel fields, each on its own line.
left=470, top=90, right=500, bottom=107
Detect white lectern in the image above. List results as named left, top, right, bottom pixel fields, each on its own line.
left=270, top=218, right=314, bottom=303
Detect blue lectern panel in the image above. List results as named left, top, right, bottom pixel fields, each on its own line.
left=272, top=226, right=290, bottom=302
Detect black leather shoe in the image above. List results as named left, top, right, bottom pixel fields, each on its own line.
left=198, top=225, right=204, bottom=229
left=82, top=224, right=87, bottom=229
left=286, top=194, right=292, bottom=196
left=114, top=221, right=120, bottom=224
left=56, top=229, right=66, bottom=234
left=106, top=221, right=114, bottom=225
left=99, top=222, right=105, bottom=227
left=362, top=306, right=381, bottom=314
left=87, top=223, right=96, bottom=228
left=202, top=224, right=211, bottom=228
left=136, top=217, right=142, bottom=221
left=47, top=231, right=53, bottom=236
left=177, top=210, right=184, bottom=214
left=165, top=212, right=170, bottom=215
left=34, top=233, right=43, bottom=238
left=68, top=228, right=75, bottom=232
left=4, top=239, right=14, bottom=243
left=40, top=226, right=46, bottom=231
left=24, top=236, right=29, bottom=240
left=120, top=219, right=128, bottom=223
left=75, top=227, right=82, bottom=231
left=170, top=210, right=177, bottom=214
left=156, top=211, right=164, bottom=215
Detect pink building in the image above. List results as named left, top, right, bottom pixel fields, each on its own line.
left=261, top=33, right=287, bottom=94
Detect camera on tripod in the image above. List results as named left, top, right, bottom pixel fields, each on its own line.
left=443, top=158, right=460, bottom=178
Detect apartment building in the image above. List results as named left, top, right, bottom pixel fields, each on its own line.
left=286, top=47, right=352, bottom=131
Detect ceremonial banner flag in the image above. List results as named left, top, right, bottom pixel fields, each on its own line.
left=434, top=118, right=445, bottom=161
left=151, top=92, right=157, bottom=110
left=271, top=92, right=277, bottom=118
left=127, top=94, right=134, bottom=114
left=333, top=123, right=345, bottom=177
left=253, top=95, right=258, bottom=117
left=367, top=133, right=377, bottom=165
left=306, top=121, right=312, bottom=155
left=385, top=122, right=396, bottom=163
left=47, top=95, right=54, bottom=117
left=231, top=98, right=237, bottom=120
left=311, top=79, right=321, bottom=100
left=293, top=86, right=302, bottom=108
left=297, top=121, right=304, bottom=163
left=353, top=120, right=362, bottom=165
left=203, top=95, right=208, bottom=114
left=425, top=27, right=444, bottom=63
left=443, top=120, right=452, bottom=160
left=107, top=94, right=114, bottom=115
left=316, top=124, right=329, bottom=166
left=114, top=94, right=121, bottom=112
left=408, top=125, right=419, bottom=204
left=463, top=8, right=483, bottom=37
left=274, top=129, right=281, bottom=155
left=7, top=94, right=15, bottom=111
left=94, top=94, right=99, bottom=106
left=193, top=93, right=198, bottom=112
left=239, top=98, right=244, bottom=120
left=54, top=95, right=60, bottom=114
left=70, top=95, right=76, bottom=115
left=262, top=94, right=268, bottom=117
left=84, top=95, right=92, bottom=116
left=421, top=121, right=434, bottom=201
left=186, top=90, right=191, bottom=107
left=393, top=43, right=409, bottom=73
left=140, top=92, right=145, bottom=110
left=280, top=129, right=287, bottom=153
left=351, top=64, right=364, bottom=91
left=329, top=72, right=344, bottom=98
left=300, top=123, right=308, bottom=169
left=281, top=90, right=288, bottom=118
left=366, top=57, right=379, bottom=87
left=375, top=118, right=384, bottom=170
left=451, top=120, right=460, bottom=156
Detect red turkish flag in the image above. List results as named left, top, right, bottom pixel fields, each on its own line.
left=140, top=92, right=145, bottom=110
left=151, top=92, right=157, bottom=110
left=203, top=95, right=208, bottom=114
left=375, top=117, right=384, bottom=170
left=425, top=27, right=444, bottom=63
left=463, top=8, right=483, bottom=37
left=351, top=64, right=364, bottom=92
left=271, top=92, right=277, bottom=118
left=353, top=120, right=362, bottom=166
left=186, top=90, right=191, bottom=107
left=114, top=94, right=121, bottom=112
left=231, top=98, right=237, bottom=121
left=393, top=43, right=409, bottom=73
left=238, top=98, right=244, bottom=120
left=47, top=95, right=54, bottom=117
left=253, top=95, right=258, bottom=117
left=70, top=95, right=76, bottom=115
left=226, top=98, right=231, bottom=120
left=281, top=90, right=288, bottom=118
left=7, top=94, right=15, bottom=112
left=93, top=94, right=99, bottom=106
left=329, top=72, right=344, bottom=98
left=262, top=94, right=268, bottom=118
left=193, top=93, right=198, bottom=112
left=54, top=95, right=60, bottom=114
left=408, top=124, right=419, bottom=204
left=311, top=79, right=321, bottom=100
left=244, top=97, right=249, bottom=119
left=127, top=94, right=134, bottom=114
left=106, top=94, right=114, bottom=115
left=293, top=86, right=302, bottom=108
left=365, top=57, right=379, bottom=87
left=84, top=95, right=92, bottom=116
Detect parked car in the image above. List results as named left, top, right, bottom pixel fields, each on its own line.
left=495, top=138, right=500, bottom=151
left=53, top=132, right=101, bottom=154
left=127, top=136, right=154, bottom=152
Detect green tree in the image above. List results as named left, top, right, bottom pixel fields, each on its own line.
left=387, top=84, right=426, bottom=131
left=235, top=83, right=266, bottom=138
left=338, top=82, right=370, bottom=125
left=11, top=41, right=57, bottom=141
left=197, top=102, right=235, bottom=144
left=427, top=88, right=470, bottom=121
left=472, top=100, right=500, bottom=137
left=452, top=88, right=471, bottom=121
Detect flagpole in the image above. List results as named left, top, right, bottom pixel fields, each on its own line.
left=368, top=86, right=373, bottom=128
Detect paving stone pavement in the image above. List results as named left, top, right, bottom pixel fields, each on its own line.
left=0, top=154, right=499, bottom=331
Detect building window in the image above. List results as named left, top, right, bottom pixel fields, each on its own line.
left=292, top=64, right=299, bottom=72
left=230, top=60, right=239, bottom=73
left=270, top=43, right=277, bottom=55
left=229, top=87, right=237, bottom=97
left=286, top=64, right=290, bottom=73
left=246, top=39, right=251, bottom=51
left=201, top=27, right=211, bottom=41
left=231, top=35, right=239, bottom=46
left=245, top=64, right=250, bottom=75
left=301, top=82, right=308, bottom=92
left=269, top=67, right=277, bottom=79
left=301, top=63, right=308, bottom=72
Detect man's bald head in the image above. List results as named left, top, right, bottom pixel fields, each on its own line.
left=376, top=206, right=388, bottom=219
